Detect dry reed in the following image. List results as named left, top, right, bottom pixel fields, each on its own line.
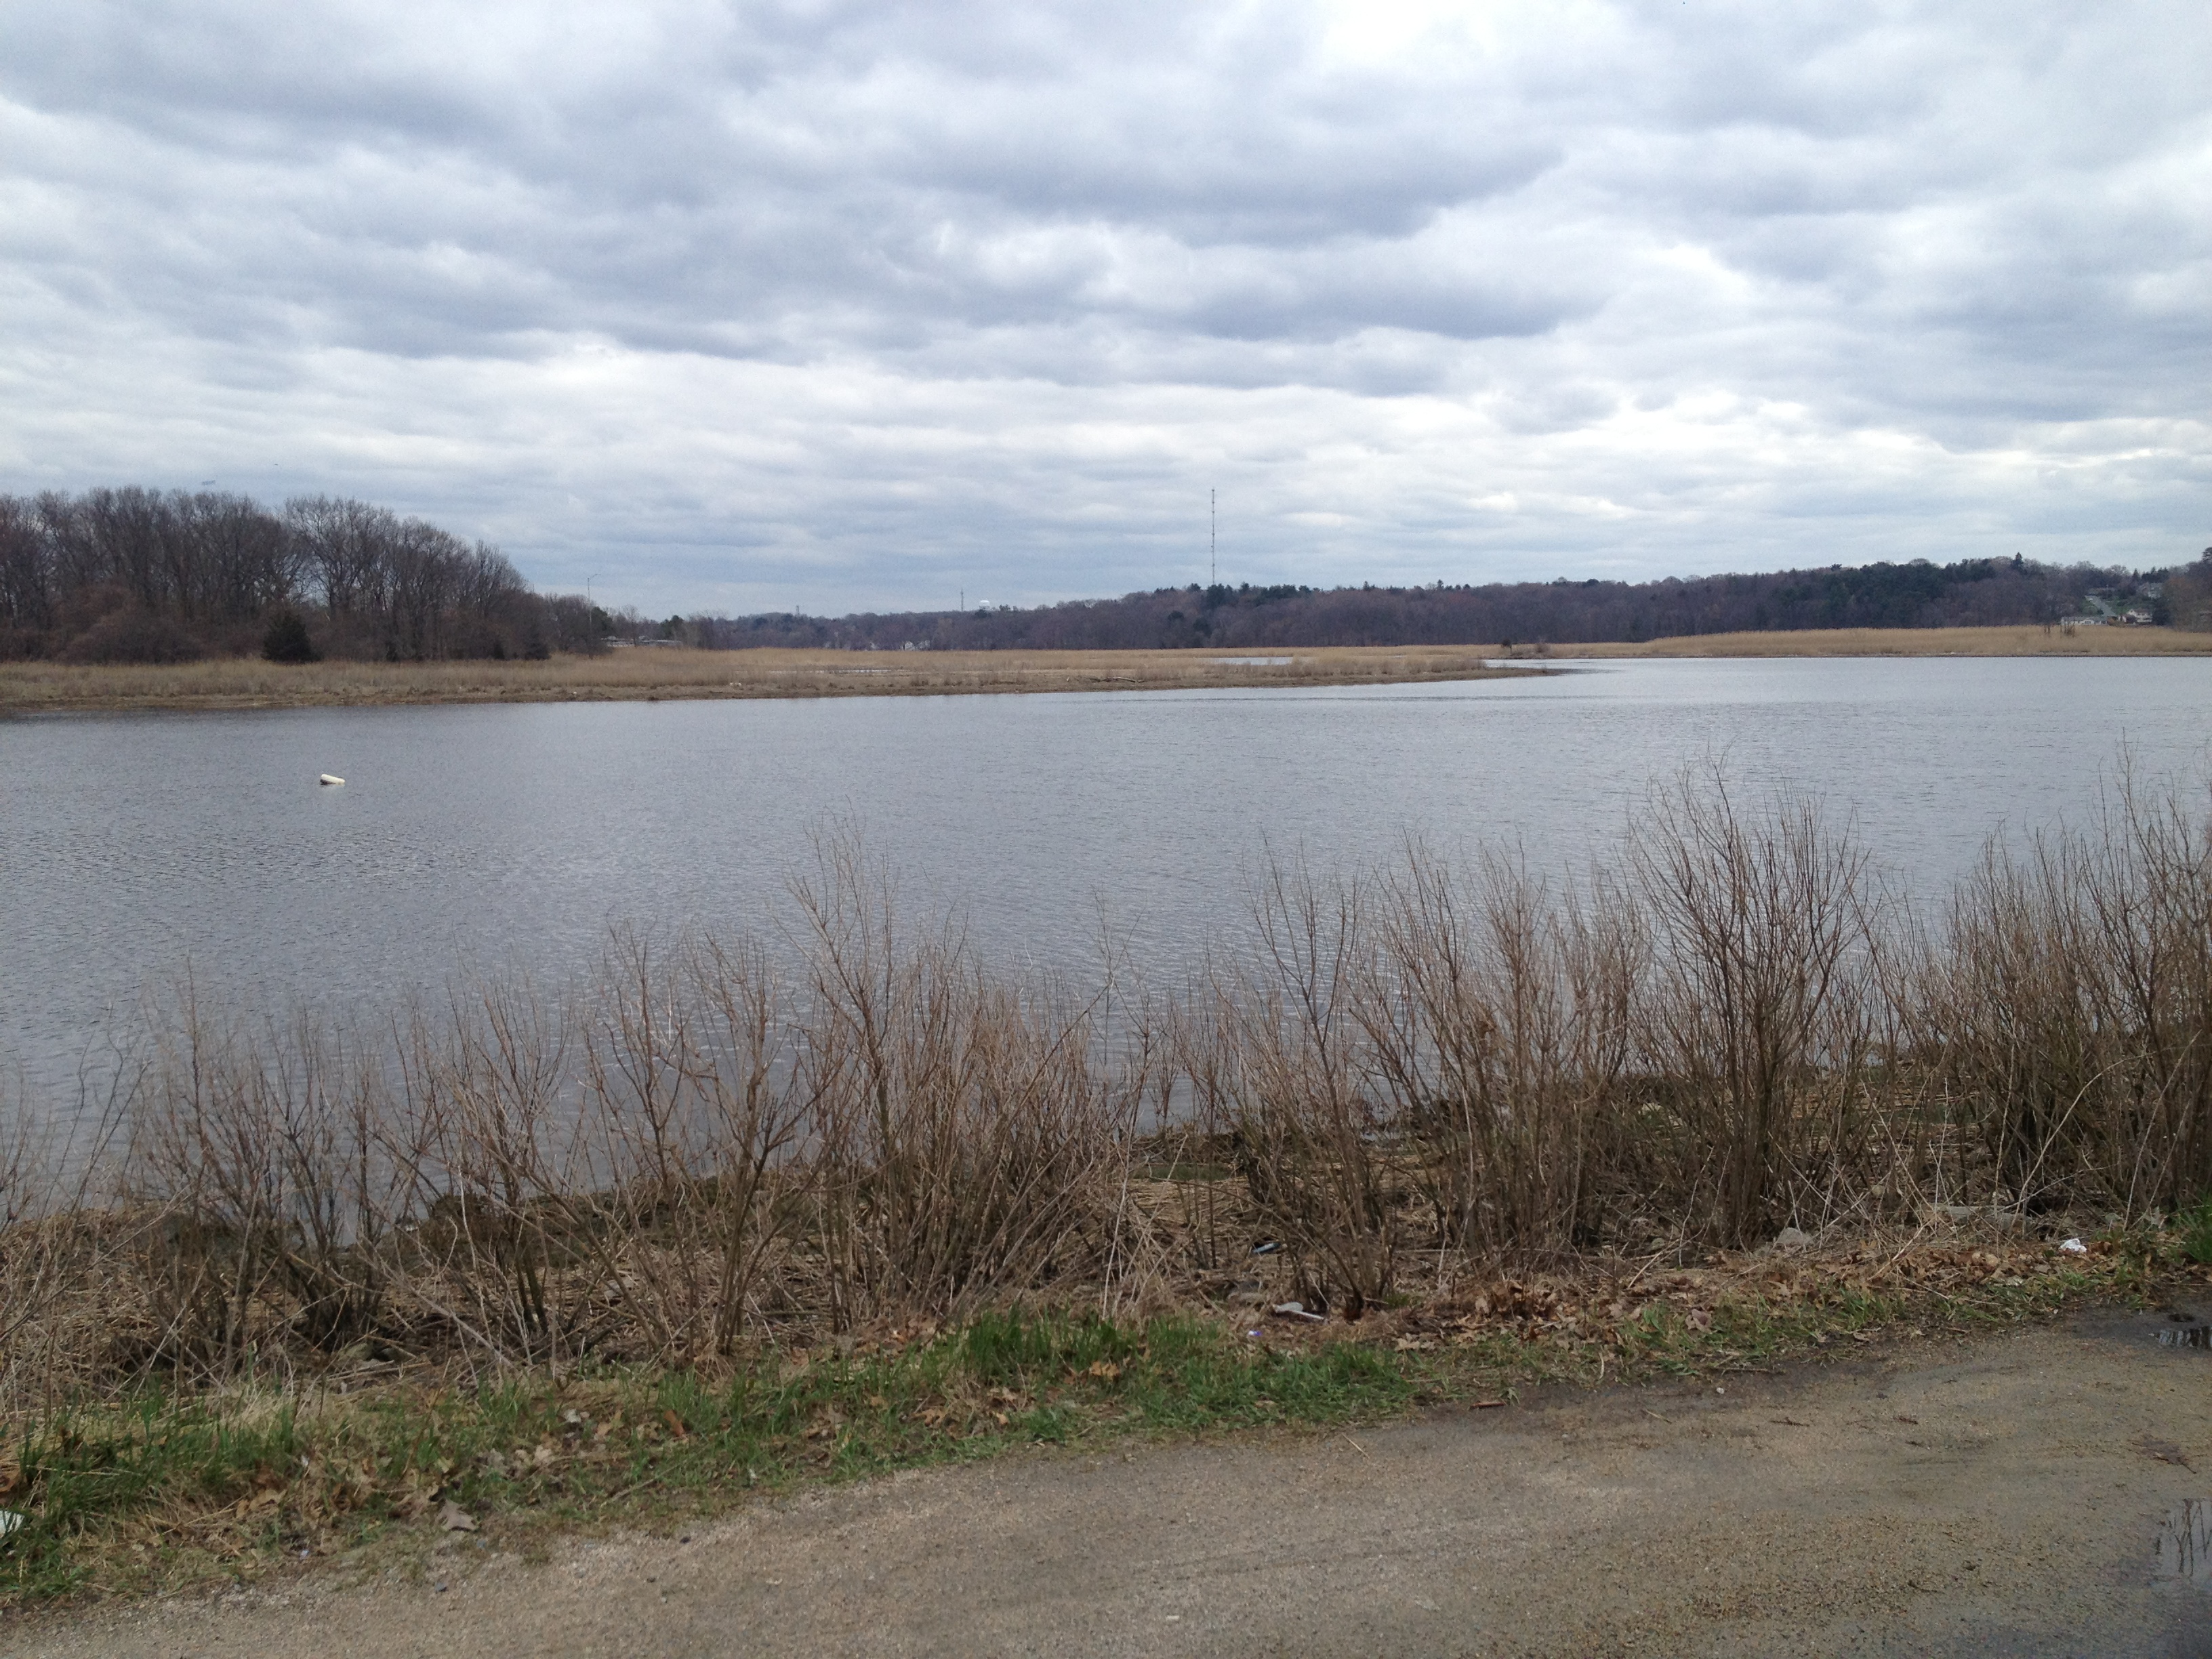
left=0, top=645, right=1529, bottom=714
left=5, top=773, right=2211, bottom=1411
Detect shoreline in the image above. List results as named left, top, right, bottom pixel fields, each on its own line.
left=3, top=626, right=2207, bottom=714
left=0, top=645, right=1533, bottom=715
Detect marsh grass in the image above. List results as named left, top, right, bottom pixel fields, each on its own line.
left=8, top=628, right=2211, bottom=714
left=0, top=645, right=1529, bottom=714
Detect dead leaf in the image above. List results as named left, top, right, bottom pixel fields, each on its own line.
left=438, top=1500, right=477, bottom=1533
left=662, top=1409, right=689, bottom=1441
left=2137, top=1437, right=2195, bottom=1471
left=1086, top=1360, right=1122, bottom=1381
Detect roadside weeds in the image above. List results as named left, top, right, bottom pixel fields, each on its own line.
left=5, top=1225, right=2201, bottom=1612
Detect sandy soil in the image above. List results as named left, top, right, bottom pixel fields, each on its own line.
left=12, top=1302, right=2212, bottom=1658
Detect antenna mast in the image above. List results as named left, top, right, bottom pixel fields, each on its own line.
left=1210, top=489, right=1216, bottom=587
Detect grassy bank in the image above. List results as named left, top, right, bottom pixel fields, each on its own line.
left=0, top=646, right=1529, bottom=714
left=7, top=771, right=2212, bottom=1604
left=7, top=1233, right=2203, bottom=1607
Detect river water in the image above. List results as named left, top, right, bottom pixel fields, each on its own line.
left=4, top=656, right=2208, bottom=1101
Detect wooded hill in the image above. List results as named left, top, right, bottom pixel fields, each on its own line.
left=4, top=485, right=2200, bottom=661
left=0, top=489, right=604, bottom=663
left=697, top=554, right=2196, bottom=653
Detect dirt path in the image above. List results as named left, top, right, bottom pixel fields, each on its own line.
left=13, top=1303, right=2212, bottom=1658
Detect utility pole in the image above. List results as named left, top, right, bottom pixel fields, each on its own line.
left=1210, top=489, right=1216, bottom=587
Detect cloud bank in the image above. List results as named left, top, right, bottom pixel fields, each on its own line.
left=3, top=0, right=2207, bottom=613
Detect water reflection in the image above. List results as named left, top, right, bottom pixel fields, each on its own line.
left=5, top=656, right=2210, bottom=1101
left=2158, top=1499, right=2212, bottom=1591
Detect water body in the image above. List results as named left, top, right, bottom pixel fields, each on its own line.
left=5, top=657, right=2209, bottom=1100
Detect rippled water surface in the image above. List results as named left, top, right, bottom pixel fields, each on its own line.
left=5, top=656, right=2209, bottom=1097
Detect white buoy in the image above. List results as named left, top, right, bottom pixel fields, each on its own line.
left=319, top=773, right=345, bottom=786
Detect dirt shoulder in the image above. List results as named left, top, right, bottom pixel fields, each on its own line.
left=14, top=1303, right=2210, bottom=1659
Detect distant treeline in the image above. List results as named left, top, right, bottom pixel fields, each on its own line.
left=696, top=553, right=2209, bottom=653
left=0, top=489, right=606, bottom=663
left=5, top=485, right=2207, bottom=663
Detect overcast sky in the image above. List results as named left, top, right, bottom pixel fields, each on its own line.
left=2, top=1, right=2207, bottom=615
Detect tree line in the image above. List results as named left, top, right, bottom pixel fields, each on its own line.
left=695, top=551, right=2195, bottom=653
left=0, top=489, right=606, bottom=663
left=3, top=484, right=2201, bottom=663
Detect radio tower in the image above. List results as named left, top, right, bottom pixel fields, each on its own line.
left=1210, top=489, right=1216, bottom=587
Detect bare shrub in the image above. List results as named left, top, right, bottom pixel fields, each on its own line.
left=1358, top=846, right=1643, bottom=1261
left=0, top=1071, right=130, bottom=1410
left=400, top=984, right=586, bottom=1368
left=1923, top=768, right=2212, bottom=1216
left=1629, top=774, right=1881, bottom=1246
left=17, top=769, right=2209, bottom=1404
left=123, top=992, right=409, bottom=1378
left=1191, top=855, right=1398, bottom=1317
left=794, top=836, right=1143, bottom=1325
left=1158, top=999, right=1247, bottom=1277
left=574, top=931, right=814, bottom=1362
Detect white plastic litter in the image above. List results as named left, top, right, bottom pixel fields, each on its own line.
left=1271, top=1301, right=1326, bottom=1323
left=2060, top=1237, right=2089, bottom=1254
left=319, top=773, right=344, bottom=786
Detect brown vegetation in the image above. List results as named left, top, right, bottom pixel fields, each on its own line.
left=8, top=624, right=2211, bottom=714
left=0, top=645, right=1532, bottom=714
left=5, top=770, right=2211, bottom=1423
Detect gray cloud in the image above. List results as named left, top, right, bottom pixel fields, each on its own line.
left=2, top=0, right=2207, bottom=614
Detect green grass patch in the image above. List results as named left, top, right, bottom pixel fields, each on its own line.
left=0, top=1313, right=1420, bottom=1606
left=4, top=1237, right=2198, bottom=1609
left=2177, top=1197, right=2212, bottom=1266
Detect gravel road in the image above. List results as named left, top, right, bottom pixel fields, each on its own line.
left=12, top=1302, right=2211, bottom=1658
